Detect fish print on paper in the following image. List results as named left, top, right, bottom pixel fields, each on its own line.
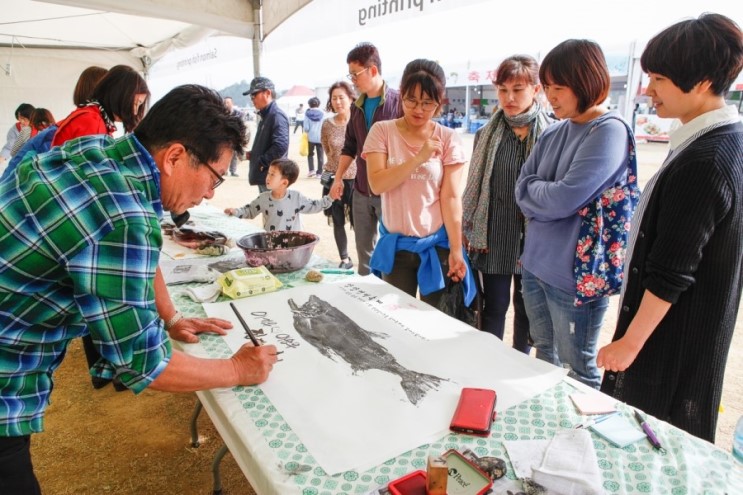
left=287, top=295, right=444, bottom=405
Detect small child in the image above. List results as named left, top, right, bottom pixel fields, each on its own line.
left=225, top=158, right=332, bottom=231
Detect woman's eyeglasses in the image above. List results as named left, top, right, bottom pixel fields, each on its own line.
left=402, top=97, right=439, bottom=112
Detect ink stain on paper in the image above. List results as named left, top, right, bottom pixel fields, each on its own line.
left=288, top=295, right=445, bottom=405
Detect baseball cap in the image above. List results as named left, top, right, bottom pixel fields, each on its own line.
left=243, top=76, right=275, bottom=96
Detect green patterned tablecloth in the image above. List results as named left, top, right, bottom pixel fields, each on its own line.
left=168, top=205, right=741, bottom=495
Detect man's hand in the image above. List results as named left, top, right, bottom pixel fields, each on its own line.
left=168, top=317, right=233, bottom=344
left=231, top=343, right=279, bottom=385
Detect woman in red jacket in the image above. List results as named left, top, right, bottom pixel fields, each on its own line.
left=52, top=64, right=149, bottom=146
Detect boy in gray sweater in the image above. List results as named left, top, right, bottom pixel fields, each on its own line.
left=225, top=158, right=331, bottom=231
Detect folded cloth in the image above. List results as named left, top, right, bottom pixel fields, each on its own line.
left=370, top=223, right=476, bottom=305
left=182, top=282, right=223, bottom=303
left=161, top=262, right=219, bottom=285
left=531, top=429, right=603, bottom=495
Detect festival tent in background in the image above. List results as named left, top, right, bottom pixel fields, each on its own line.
left=275, top=85, right=318, bottom=120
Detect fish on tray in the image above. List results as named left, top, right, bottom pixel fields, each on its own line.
left=171, top=226, right=229, bottom=250
left=288, top=295, right=445, bottom=405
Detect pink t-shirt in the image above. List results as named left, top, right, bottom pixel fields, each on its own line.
left=363, top=120, right=466, bottom=237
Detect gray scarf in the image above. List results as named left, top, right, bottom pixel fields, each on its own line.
left=462, top=101, right=551, bottom=250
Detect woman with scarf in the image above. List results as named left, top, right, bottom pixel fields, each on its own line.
left=462, top=55, right=553, bottom=353
left=365, top=58, right=474, bottom=309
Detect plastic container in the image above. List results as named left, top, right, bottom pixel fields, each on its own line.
left=734, top=415, right=743, bottom=463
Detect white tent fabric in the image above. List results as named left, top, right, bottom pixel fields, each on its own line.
left=0, top=0, right=312, bottom=134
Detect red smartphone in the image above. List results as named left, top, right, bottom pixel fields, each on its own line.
left=449, top=387, right=497, bottom=436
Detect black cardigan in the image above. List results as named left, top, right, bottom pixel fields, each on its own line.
left=601, top=122, right=743, bottom=442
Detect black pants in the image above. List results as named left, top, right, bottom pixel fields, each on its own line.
left=0, top=436, right=42, bottom=495
left=480, top=272, right=531, bottom=354
left=383, top=247, right=450, bottom=307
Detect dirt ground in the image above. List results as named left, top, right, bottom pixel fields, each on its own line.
left=33, top=128, right=742, bottom=494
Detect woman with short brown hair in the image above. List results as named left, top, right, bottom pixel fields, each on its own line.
left=515, top=39, right=638, bottom=389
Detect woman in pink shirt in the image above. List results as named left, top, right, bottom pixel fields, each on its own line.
left=365, top=59, right=472, bottom=308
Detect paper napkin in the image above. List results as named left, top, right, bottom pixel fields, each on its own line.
left=570, top=392, right=618, bottom=415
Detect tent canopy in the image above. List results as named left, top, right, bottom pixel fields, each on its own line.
left=0, top=0, right=312, bottom=131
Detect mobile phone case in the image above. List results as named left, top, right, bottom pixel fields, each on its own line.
left=449, top=387, right=497, bottom=436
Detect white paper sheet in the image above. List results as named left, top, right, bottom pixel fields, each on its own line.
left=204, top=275, right=566, bottom=475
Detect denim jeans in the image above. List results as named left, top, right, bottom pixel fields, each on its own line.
left=521, top=269, right=608, bottom=388
left=307, top=142, right=324, bottom=174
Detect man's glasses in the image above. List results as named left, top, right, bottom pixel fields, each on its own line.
left=250, top=90, right=264, bottom=99
left=203, top=161, right=224, bottom=189
left=346, top=67, right=369, bottom=81
left=402, top=97, right=439, bottom=112
left=186, top=147, right=224, bottom=189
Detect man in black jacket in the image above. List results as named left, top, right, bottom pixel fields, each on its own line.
left=244, top=77, right=289, bottom=192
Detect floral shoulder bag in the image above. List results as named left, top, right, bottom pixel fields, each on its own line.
left=574, top=118, right=640, bottom=306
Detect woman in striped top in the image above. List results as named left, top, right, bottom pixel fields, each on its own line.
left=462, top=55, right=553, bottom=353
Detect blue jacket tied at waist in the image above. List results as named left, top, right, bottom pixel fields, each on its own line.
left=370, top=223, right=476, bottom=306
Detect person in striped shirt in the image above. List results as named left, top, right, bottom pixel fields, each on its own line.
left=0, top=85, right=278, bottom=494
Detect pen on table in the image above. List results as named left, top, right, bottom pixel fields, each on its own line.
left=319, top=268, right=354, bottom=275
left=634, top=410, right=664, bottom=452
left=577, top=410, right=620, bottom=428
left=229, top=302, right=283, bottom=354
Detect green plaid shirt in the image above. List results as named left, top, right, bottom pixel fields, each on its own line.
left=0, top=134, right=172, bottom=436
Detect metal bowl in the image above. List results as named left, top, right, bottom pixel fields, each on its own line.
left=236, top=231, right=319, bottom=273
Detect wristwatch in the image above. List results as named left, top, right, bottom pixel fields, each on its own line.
left=165, top=311, right=184, bottom=330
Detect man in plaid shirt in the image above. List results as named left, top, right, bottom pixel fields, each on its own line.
left=0, top=85, right=278, bottom=494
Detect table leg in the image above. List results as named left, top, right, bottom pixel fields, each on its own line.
left=190, top=399, right=203, bottom=447
left=212, top=444, right=229, bottom=495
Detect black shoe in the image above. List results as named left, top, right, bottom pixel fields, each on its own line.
left=113, top=379, right=127, bottom=392
left=339, top=258, right=353, bottom=270
left=91, top=377, right=112, bottom=389
left=230, top=172, right=239, bottom=177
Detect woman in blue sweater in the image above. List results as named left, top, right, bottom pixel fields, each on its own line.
left=515, top=39, right=636, bottom=388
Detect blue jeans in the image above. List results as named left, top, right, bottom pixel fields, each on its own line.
left=521, top=269, right=608, bottom=389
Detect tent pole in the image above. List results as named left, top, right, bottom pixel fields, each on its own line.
left=251, top=1, right=262, bottom=77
